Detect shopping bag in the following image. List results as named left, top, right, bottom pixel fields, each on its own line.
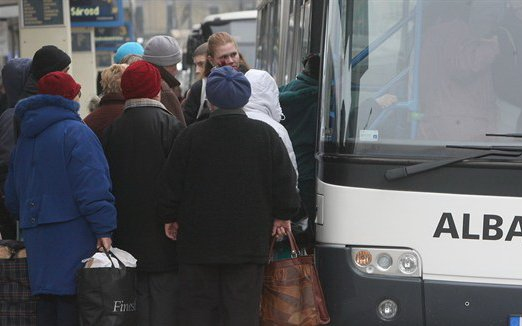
left=0, top=240, right=37, bottom=326
left=77, top=249, right=137, bottom=326
left=260, top=232, right=330, bottom=325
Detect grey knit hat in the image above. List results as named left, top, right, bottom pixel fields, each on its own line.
left=143, top=35, right=182, bottom=67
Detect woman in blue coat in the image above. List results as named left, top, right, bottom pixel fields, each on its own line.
left=4, top=71, right=117, bottom=326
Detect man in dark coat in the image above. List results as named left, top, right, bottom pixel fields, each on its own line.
left=103, top=60, right=184, bottom=326
left=143, top=35, right=186, bottom=126
left=158, top=66, right=300, bottom=326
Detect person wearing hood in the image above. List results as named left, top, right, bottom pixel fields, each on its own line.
left=0, top=58, right=32, bottom=170
left=4, top=72, right=116, bottom=326
left=0, top=47, right=71, bottom=241
left=243, top=69, right=298, bottom=174
left=0, top=45, right=71, bottom=181
left=0, top=58, right=32, bottom=239
left=143, top=35, right=187, bottom=126
left=0, top=80, right=7, bottom=115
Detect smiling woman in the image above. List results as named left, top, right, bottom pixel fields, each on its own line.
left=183, top=32, right=251, bottom=125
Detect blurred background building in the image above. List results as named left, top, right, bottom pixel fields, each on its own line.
left=0, top=0, right=256, bottom=64
left=0, top=0, right=257, bottom=115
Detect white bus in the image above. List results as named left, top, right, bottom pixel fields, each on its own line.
left=184, top=10, right=257, bottom=85
left=258, top=0, right=522, bottom=325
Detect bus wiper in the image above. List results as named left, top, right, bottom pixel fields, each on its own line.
left=486, top=133, right=522, bottom=138
left=446, top=145, right=522, bottom=152
left=385, top=149, right=522, bottom=181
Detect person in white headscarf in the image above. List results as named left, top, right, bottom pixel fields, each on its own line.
left=243, top=69, right=298, bottom=174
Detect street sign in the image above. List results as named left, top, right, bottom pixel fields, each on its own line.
left=70, top=0, right=123, bottom=27
left=21, top=0, right=65, bottom=27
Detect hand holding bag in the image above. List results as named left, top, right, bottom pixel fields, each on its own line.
left=77, top=248, right=137, bottom=326
left=260, top=232, right=330, bottom=325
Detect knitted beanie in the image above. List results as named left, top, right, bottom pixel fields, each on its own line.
left=206, top=66, right=251, bottom=109
left=31, top=45, right=71, bottom=80
left=114, top=42, right=144, bottom=64
left=38, top=71, right=81, bottom=100
left=121, top=61, right=162, bottom=100
left=143, top=35, right=182, bottom=67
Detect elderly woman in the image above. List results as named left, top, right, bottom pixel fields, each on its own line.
left=84, top=63, right=128, bottom=140
left=4, top=71, right=116, bottom=326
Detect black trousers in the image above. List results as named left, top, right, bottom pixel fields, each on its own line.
left=37, top=295, right=79, bottom=326
left=178, top=263, right=265, bottom=326
left=137, top=270, right=179, bottom=326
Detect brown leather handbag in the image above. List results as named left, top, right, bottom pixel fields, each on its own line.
left=260, top=232, right=330, bottom=325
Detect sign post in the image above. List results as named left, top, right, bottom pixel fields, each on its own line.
left=69, top=0, right=125, bottom=117
left=19, top=0, right=72, bottom=59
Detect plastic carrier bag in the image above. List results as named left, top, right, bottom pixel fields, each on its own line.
left=77, top=248, right=137, bottom=326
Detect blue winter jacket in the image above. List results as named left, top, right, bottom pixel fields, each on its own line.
left=4, top=94, right=117, bottom=295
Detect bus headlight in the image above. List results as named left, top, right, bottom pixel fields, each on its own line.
left=377, top=253, right=393, bottom=270
left=398, top=253, right=418, bottom=275
left=377, top=299, right=398, bottom=321
left=351, top=248, right=421, bottom=277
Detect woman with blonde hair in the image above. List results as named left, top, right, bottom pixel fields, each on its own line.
left=182, top=32, right=250, bottom=125
left=84, top=63, right=128, bottom=140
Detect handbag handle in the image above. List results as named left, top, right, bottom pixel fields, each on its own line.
left=268, top=230, right=300, bottom=262
left=101, top=247, right=126, bottom=270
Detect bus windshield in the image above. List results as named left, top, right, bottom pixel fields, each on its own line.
left=320, top=0, right=522, bottom=158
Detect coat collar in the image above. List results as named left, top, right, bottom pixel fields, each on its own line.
left=124, top=98, right=172, bottom=115
left=100, top=92, right=125, bottom=105
left=209, top=108, right=246, bottom=118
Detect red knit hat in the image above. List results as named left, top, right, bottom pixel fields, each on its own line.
left=38, top=71, right=81, bottom=100
left=121, top=61, right=162, bottom=100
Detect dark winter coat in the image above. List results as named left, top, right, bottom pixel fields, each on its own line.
left=157, top=66, right=186, bottom=127
left=83, top=92, right=125, bottom=141
left=4, top=94, right=117, bottom=295
left=0, top=94, right=6, bottom=115
left=103, top=98, right=184, bottom=272
left=18, top=75, right=39, bottom=101
left=182, top=65, right=250, bottom=125
left=158, top=108, right=300, bottom=265
left=182, top=79, right=209, bottom=125
left=279, top=72, right=319, bottom=183
left=0, top=58, right=33, bottom=172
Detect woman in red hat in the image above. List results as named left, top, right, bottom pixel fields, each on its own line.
left=4, top=71, right=117, bottom=326
left=103, top=61, right=184, bottom=326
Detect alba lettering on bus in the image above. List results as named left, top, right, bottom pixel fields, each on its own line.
left=433, top=212, right=522, bottom=240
